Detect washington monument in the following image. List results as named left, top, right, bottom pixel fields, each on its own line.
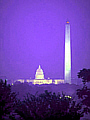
left=65, top=21, right=71, bottom=84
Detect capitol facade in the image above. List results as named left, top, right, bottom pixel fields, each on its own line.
left=14, top=65, right=64, bottom=85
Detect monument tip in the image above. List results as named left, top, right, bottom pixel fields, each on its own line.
left=66, top=21, right=69, bottom=24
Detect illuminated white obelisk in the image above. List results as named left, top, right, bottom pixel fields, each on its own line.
left=65, top=21, right=71, bottom=84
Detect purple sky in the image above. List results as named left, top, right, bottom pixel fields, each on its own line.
left=0, top=0, right=90, bottom=80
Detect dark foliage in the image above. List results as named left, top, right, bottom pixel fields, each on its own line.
left=77, top=68, right=90, bottom=85
left=77, top=68, right=90, bottom=115
left=77, top=86, right=90, bottom=114
left=0, top=79, right=17, bottom=120
left=15, top=90, right=83, bottom=120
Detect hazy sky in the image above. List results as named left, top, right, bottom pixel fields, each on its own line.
left=0, top=0, right=90, bottom=80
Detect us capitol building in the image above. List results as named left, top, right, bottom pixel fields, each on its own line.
left=14, top=65, right=64, bottom=85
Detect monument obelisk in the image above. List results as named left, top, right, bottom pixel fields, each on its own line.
left=65, top=21, right=71, bottom=84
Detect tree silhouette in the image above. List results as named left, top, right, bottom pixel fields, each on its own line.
left=77, top=68, right=90, bottom=85
left=0, top=79, right=17, bottom=119
left=77, top=68, right=90, bottom=115
left=15, top=90, right=82, bottom=120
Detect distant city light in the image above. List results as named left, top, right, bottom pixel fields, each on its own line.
left=65, top=95, right=72, bottom=99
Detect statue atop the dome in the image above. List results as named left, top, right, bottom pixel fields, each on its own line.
left=39, top=65, right=41, bottom=69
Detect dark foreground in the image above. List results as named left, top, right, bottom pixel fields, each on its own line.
left=0, top=79, right=90, bottom=120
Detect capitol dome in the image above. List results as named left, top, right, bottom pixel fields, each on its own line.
left=35, top=65, right=44, bottom=79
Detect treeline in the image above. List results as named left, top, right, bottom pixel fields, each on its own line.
left=11, top=82, right=80, bottom=100
left=0, top=68, right=90, bottom=120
